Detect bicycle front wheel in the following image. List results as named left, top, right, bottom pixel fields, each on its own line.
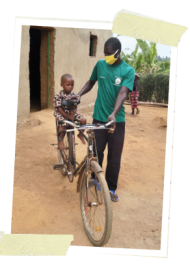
left=80, top=161, right=112, bottom=246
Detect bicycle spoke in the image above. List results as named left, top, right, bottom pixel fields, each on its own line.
left=88, top=185, right=100, bottom=203
left=89, top=206, right=105, bottom=238
left=81, top=177, right=107, bottom=241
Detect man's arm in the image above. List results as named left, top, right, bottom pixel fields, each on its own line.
left=65, top=80, right=96, bottom=101
left=107, top=86, right=129, bottom=130
left=135, top=73, right=140, bottom=80
left=66, top=61, right=98, bottom=101
left=107, top=68, right=136, bottom=129
left=78, top=80, right=96, bottom=97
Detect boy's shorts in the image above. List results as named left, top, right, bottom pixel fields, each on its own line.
left=55, top=110, right=83, bottom=126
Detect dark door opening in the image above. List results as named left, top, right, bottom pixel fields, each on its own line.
left=29, top=28, right=41, bottom=112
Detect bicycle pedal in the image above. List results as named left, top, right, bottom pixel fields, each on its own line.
left=53, top=163, right=63, bottom=170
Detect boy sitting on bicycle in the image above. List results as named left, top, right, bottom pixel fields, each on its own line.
left=54, top=74, right=86, bottom=151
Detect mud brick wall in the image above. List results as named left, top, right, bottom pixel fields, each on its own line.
left=40, top=30, right=48, bottom=110
left=17, top=26, right=112, bottom=119
left=48, top=30, right=55, bottom=109
left=40, top=29, right=55, bottom=110
left=17, top=26, right=30, bottom=118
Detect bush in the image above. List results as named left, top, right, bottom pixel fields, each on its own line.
left=154, top=74, right=169, bottom=103
left=139, top=73, right=169, bottom=104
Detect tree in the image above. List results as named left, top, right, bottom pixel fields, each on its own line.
left=121, top=39, right=170, bottom=75
left=156, top=60, right=170, bottom=74
left=157, top=55, right=170, bottom=61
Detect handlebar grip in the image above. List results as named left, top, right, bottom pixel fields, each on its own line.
left=105, top=120, right=114, bottom=127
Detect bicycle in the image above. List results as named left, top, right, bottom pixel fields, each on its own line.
left=53, top=99, right=113, bottom=246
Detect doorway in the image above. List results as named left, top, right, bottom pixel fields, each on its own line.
left=29, top=26, right=55, bottom=112
left=29, top=28, right=41, bottom=112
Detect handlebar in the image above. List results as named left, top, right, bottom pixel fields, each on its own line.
left=58, top=120, right=113, bottom=131
left=61, top=99, right=80, bottom=107
left=57, top=120, right=114, bottom=142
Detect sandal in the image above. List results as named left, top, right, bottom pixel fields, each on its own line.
left=136, top=109, right=140, bottom=114
left=109, top=190, right=119, bottom=202
left=129, top=113, right=134, bottom=116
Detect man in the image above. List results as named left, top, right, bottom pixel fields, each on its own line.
left=68, top=37, right=136, bottom=202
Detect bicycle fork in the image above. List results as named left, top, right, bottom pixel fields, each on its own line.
left=85, top=131, right=103, bottom=207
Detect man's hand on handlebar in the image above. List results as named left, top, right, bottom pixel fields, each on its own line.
left=65, top=94, right=81, bottom=102
left=107, top=114, right=116, bottom=133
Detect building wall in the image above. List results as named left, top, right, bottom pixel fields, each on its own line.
left=40, top=29, right=55, bottom=110
left=17, top=26, right=112, bottom=119
left=17, top=26, right=30, bottom=118
left=54, top=28, right=112, bottom=106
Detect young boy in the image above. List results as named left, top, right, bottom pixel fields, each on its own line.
left=54, top=74, right=86, bottom=151
left=130, top=74, right=140, bottom=115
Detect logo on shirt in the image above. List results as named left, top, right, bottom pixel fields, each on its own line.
left=115, top=77, right=121, bottom=85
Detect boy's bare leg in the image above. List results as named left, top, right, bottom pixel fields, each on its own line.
left=58, top=125, right=66, bottom=151
left=77, top=118, right=86, bottom=145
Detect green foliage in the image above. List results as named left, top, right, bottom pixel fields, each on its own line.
left=153, top=74, right=170, bottom=103
left=121, top=38, right=170, bottom=103
left=138, top=74, right=155, bottom=102
left=157, top=55, right=170, bottom=61
left=121, top=39, right=170, bottom=75
left=139, top=73, right=169, bottom=104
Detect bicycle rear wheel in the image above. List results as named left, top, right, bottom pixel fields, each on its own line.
left=80, top=161, right=112, bottom=246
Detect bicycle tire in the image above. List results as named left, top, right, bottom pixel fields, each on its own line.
left=80, top=161, right=112, bottom=246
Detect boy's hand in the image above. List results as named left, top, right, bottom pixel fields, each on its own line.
left=67, top=109, right=76, bottom=121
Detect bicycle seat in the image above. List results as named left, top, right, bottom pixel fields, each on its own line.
left=61, top=99, right=80, bottom=107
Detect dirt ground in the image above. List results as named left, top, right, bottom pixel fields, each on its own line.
left=11, top=104, right=167, bottom=249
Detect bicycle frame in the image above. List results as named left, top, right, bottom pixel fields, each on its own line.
left=54, top=117, right=114, bottom=246
left=57, top=121, right=96, bottom=167
left=57, top=120, right=113, bottom=200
